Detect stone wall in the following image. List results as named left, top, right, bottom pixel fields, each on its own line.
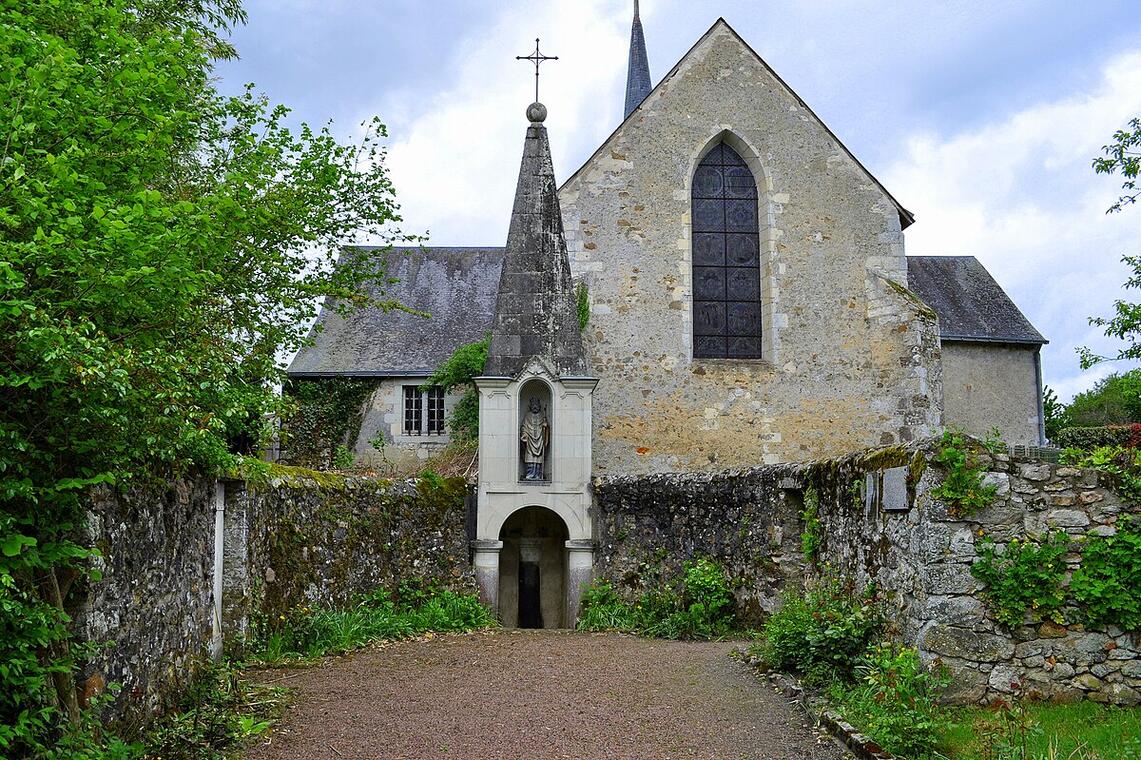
left=562, top=21, right=941, bottom=475
left=593, top=438, right=1141, bottom=704
left=77, top=478, right=218, bottom=724
left=222, top=469, right=475, bottom=640
left=77, top=468, right=474, bottom=722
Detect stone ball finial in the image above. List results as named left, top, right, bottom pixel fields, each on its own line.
left=527, top=102, right=547, bottom=124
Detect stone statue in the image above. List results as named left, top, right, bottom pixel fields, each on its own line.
left=520, top=397, right=550, bottom=480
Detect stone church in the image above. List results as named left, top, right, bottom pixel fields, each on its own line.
left=287, top=9, right=1047, bottom=626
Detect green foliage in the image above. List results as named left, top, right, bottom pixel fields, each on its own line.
left=1081, top=119, right=1141, bottom=368
left=760, top=575, right=884, bottom=684
left=970, top=531, right=1070, bottom=628
left=575, top=281, right=590, bottom=330
left=931, top=431, right=998, bottom=517
left=1060, top=445, right=1141, bottom=503
left=142, top=663, right=286, bottom=760
left=1093, top=116, right=1140, bottom=213
left=576, top=580, right=637, bottom=632
left=423, top=335, right=489, bottom=442
left=800, top=486, right=822, bottom=563
left=250, top=586, right=493, bottom=662
left=1070, top=519, right=1141, bottom=630
left=1043, top=386, right=1068, bottom=443
left=983, top=427, right=1006, bottom=455
left=283, top=378, right=378, bottom=468
left=1057, top=372, right=1141, bottom=429
left=577, top=558, right=736, bottom=640
left=829, top=643, right=949, bottom=760
left=0, top=0, right=414, bottom=747
left=1053, top=425, right=1136, bottom=450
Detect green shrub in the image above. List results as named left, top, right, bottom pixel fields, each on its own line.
left=1053, top=425, right=1135, bottom=450
left=931, top=430, right=998, bottom=517
left=762, top=575, right=884, bottom=684
left=830, top=643, right=949, bottom=760
left=577, top=580, right=637, bottom=631
left=143, top=663, right=285, bottom=760
left=970, top=531, right=1070, bottom=628
left=1071, top=519, right=1141, bottom=630
left=577, top=559, right=736, bottom=640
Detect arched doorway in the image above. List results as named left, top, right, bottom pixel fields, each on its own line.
left=497, top=506, right=569, bottom=628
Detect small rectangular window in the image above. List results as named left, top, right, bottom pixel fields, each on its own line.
left=426, top=386, right=446, bottom=435
left=403, top=385, right=422, bottom=435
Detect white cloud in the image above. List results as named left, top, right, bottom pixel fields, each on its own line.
left=885, top=49, right=1141, bottom=401
left=371, top=0, right=629, bottom=247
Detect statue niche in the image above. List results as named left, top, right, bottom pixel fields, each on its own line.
left=519, top=382, right=551, bottom=482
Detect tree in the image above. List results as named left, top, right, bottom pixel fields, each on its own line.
left=1081, top=117, right=1141, bottom=368
left=0, top=0, right=413, bottom=750
left=1064, top=371, right=1141, bottom=427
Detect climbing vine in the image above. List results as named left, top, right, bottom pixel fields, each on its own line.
left=969, top=531, right=1070, bottom=628
left=422, top=335, right=489, bottom=442
left=282, top=378, right=379, bottom=468
left=801, top=486, right=822, bottom=563
left=930, top=430, right=997, bottom=517
left=575, top=281, right=590, bottom=331
left=1070, top=518, right=1141, bottom=630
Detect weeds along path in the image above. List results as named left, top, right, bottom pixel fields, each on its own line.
left=245, top=629, right=847, bottom=760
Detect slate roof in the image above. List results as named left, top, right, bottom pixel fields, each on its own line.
left=907, top=256, right=1047, bottom=345
left=287, top=247, right=504, bottom=377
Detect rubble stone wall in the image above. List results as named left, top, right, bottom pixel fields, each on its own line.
left=594, top=439, right=1141, bottom=704
left=77, top=469, right=473, bottom=723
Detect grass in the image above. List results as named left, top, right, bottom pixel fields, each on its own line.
left=938, top=701, right=1141, bottom=760
left=249, top=586, right=495, bottom=663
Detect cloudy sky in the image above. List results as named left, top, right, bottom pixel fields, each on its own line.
left=215, top=0, right=1141, bottom=401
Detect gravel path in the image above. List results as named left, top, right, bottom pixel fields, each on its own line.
left=246, top=629, right=848, bottom=760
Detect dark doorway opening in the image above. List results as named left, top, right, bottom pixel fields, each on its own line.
left=518, top=562, right=542, bottom=628
left=497, top=506, right=569, bottom=628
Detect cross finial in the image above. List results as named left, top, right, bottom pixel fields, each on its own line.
left=516, top=38, right=558, bottom=104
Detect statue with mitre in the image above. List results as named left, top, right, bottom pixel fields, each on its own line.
left=520, top=396, right=550, bottom=480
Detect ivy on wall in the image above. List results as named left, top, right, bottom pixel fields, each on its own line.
left=422, top=336, right=489, bottom=442
left=281, top=378, right=380, bottom=468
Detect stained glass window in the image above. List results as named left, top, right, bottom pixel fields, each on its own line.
left=692, top=143, right=762, bottom=359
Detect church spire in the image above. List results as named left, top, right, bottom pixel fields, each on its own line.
left=623, top=0, right=652, bottom=118
left=484, top=102, right=587, bottom=378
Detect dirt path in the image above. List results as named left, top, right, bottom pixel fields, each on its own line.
left=246, top=629, right=848, bottom=760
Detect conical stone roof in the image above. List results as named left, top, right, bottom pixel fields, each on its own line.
left=624, top=0, right=652, bottom=118
left=483, top=104, right=588, bottom=378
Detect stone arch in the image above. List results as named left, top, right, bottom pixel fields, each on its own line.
left=687, top=129, right=780, bottom=363
left=497, top=506, right=570, bottom=628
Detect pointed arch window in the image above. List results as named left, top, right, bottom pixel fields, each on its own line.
left=691, top=143, right=761, bottom=359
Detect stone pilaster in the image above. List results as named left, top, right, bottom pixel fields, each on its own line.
left=564, top=539, right=595, bottom=626
left=471, top=540, right=503, bottom=619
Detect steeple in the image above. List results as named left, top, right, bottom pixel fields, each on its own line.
left=623, top=0, right=652, bottom=118
left=484, top=102, right=587, bottom=377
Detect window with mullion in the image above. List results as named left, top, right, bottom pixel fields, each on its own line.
left=692, top=143, right=761, bottom=359
left=402, top=385, right=423, bottom=436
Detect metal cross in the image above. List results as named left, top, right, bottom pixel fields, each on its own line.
left=516, top=38, right=558, bottom=103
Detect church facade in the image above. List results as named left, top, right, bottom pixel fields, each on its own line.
left=286, top=11, right=1047, bottom=625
